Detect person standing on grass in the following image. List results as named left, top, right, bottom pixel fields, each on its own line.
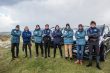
left=86, top=21, right=101, bottom=70
left=33, top=25, right=44, bottom=58
left=63, top=23, right=73, bottom=60
left=11, top=25, right=21, bottom=60
left=43, top=24, right=52, bottom=58
left=75, top=24, right=86, bottom=65
left=52, top=25, right=63, bottom=58
left=22, top=26, right=32, bottom=58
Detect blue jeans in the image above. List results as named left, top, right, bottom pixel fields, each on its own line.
left=77, top=45, right=85, bottom=60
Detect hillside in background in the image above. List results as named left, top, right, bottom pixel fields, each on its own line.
left=0, top=32, right=10, bottom=36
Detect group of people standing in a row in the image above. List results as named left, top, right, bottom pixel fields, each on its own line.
left=11, top=21, right=101, bottom=70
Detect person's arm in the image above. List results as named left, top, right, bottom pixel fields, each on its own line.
left=11, top=29, right=17, bottom=36
left=42, top=30, right=46, bottom=37
left=11, top=29, right=21, bottom=37
left=37, top=30, right=43, bottom=37
left=27, top=31, right=32, bottom=38
left=93, top=29, right=100, bottom=38
left=78, top=31, right=86, bottom=38
left=33, top=30, right=38, bottom=36
left=52, top=31, right=57, bottom=38
left=49, top=29, right=52, bottom=37
left=63, top=30, right=69, bottom=37
left=87, top=29, right=94, bottom=37
left=22, top=32, right=25, bottom=39
left=75, top=31, right=80, bottom=39
left=11, top=29, right=15, bottom=36
left=68, top=30, right=73, bottom=38
left=56, top=31, right=62, bottom=37
left=16, top=31, right=21, bottom=37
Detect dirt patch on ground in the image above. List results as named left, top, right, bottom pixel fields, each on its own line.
left=0, top=35, right=11, bottom=48
left=0, top=35, right=10, bottom=41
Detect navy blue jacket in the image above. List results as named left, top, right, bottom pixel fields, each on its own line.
left=52, top=29, right=62, bottom=44
left=87, top=27, right=100, bottom=42
left=22, top=30, right=32, bottom=44
left=42, top=29, right=52, bottom=43
left=42, top=29, right=51, bottom=37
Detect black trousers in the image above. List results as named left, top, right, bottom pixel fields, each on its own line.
left=23, top=43, right=32, bottom=57
left=53, top=43, right=63, bottom=58
left=11, top=43, right=19, bottom=58
left=44, top=42, right=51, bottom=57
left=43, top=36, right=51, bottom=58
left=35, top=43, right=43, bottom=57
left=88, top=42, right=100, bottom=64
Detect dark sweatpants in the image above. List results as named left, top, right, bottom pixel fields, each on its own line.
left=53, top=43, right=63, bottom=58
left=88, top=41, right=100, bottom=64
left=35, top=43, right=43, bottom=57
left=23, top=43, right=32, bottom=57
left=11, top=43, right=19, bottom=58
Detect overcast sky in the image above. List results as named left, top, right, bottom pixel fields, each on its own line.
left=0, top=0, right=110, bottom=32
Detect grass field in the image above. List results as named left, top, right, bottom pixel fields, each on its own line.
left=0, top=43, right=110, bottom=73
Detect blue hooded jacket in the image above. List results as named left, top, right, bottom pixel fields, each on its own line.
left=33, top=29, right=43, bottom=43
left=22, top=30, right=32, bottom=44
left=75, top=30, right=86, bottom=45
left=52, top=29, right=62, bottom=44
left=63, top=28, right=73, bottom=44
left=11, top=29, right=21, bottom=43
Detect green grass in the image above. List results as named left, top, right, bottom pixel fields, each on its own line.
left=0, top=43, right=110, bottom=73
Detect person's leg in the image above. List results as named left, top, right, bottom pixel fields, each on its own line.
left=53, top=43, right=57, bottom=58
left=64, top=44, right=68, bottom=59
left=40, top=43, right=44, bottom=57
left=80, top=45, right=84, bottom=60
left=77, top=45, right=80, bottom=60
left=24, top=44, right=28, bottom=57
left=44, top=43, right=47, bottom=58
left=16, top=43, right=19, bottom=58
left=47, top=42, right=50, bottom=57
left=68, top=44, right=73, bottom=60
left=22, top=44, right=25, bottom=52
left=11, top=43, right=15, bottom=59
left=86, top=44, right=93, bottom=67
left=75, top=45, right=80, bottom=64
left=35, top=43, right=39, bottom=57
left=28, top=43, right=32, bottom=58
left=80, top=45, right=85, bottom=65
left=58, top=44, right=63, bottom=58
left=95, top=44, right=101, bottom=69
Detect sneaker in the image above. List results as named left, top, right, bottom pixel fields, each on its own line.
left=96, top=64, right=102, bottom=70
left=24, top=56, right=27, bottom=58
left=65, top=57, right=68, bottom=60
left=70, top=58, right=73, bottom=61
left=86, top=63, right=92, bottom=67
left=11, top=58, right=15, bottom=61
left=80, top=60, right=83, bottom=65
left=75, top=60, right=80, bottom=64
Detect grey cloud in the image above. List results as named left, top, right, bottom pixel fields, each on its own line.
left=0, top=0, right=40, bottom=6
left=0, top=0, right=110, bottom=32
